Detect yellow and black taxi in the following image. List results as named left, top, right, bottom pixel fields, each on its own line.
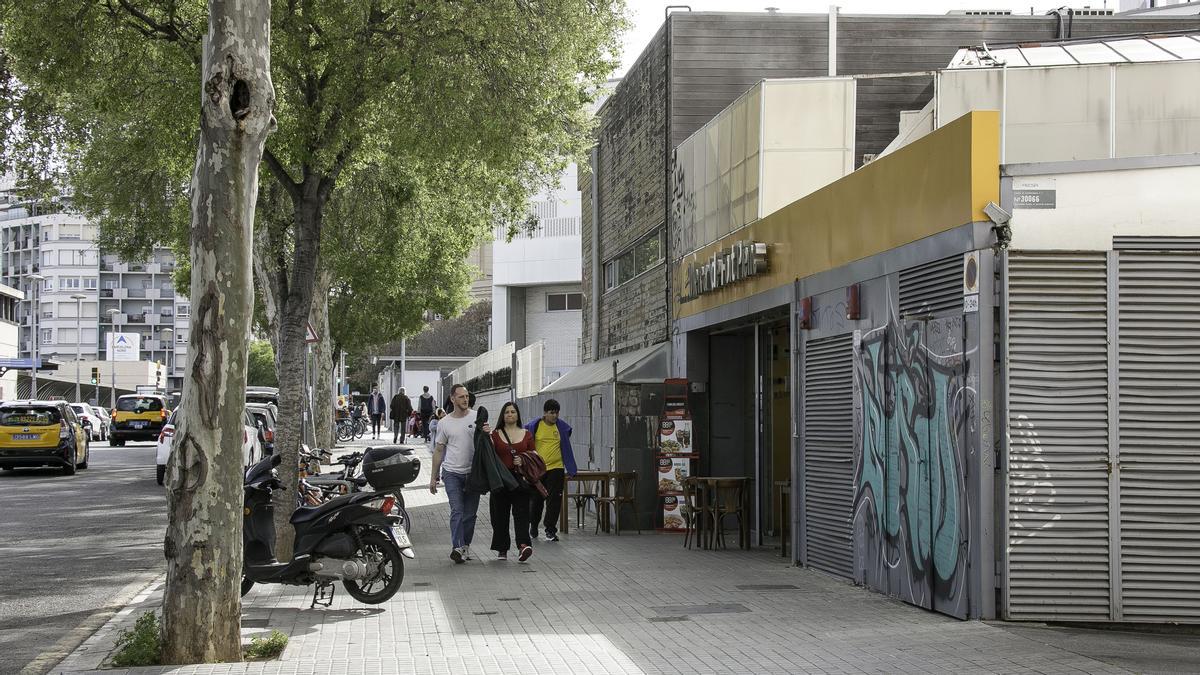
left=110, top=394, right=170, bottom=446
left=0, top=400, right=90, bottom=475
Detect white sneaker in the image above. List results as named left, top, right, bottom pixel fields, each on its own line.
left=463, top=545, right=474, bottom=560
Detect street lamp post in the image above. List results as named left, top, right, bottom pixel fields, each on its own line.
left=28, top=273, right=45, bottom=399
left=71, top=293, right=86, bottom=402
left=160, top=328, right=174, bottom=393
left=106, top=308, right=120, bottom=409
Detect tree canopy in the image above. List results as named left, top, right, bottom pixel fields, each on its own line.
left=0, top=0, right=626, bottom=333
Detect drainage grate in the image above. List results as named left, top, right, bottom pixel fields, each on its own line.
left=497, top=597, right=521, bottom=601
left=521, top=570, right=537, bottom=573
left=472, top=611, right=497, bottom=616
left=241, top=619, right=270, bottom=628
left=649, top=603, right=750, bottom=616
left=412, top=582, right=431, bottom=587
left=734, top=584, right=800, bottom=591
left=648, top=616, right=690, bottom=623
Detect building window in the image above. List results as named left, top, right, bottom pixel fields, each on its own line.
left=547, top=292, right=583, bottom=312
left=602, top=228, right=666, bottom=293
left=178, top=305, right=190, bottom=317
left=83, top=277, right=98, bottom=290
left=41, top=328, right=53, bottom=344
left=103, top=279, right=118, bottom=290
left=62, top=277, right=81, bottom=290
left=41, top=278, right=53, bottom=292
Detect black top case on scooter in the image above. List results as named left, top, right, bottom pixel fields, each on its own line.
left=362, top=446, right=420, bottom=489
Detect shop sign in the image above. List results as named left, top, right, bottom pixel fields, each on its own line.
left=680, top=240, right=768, bottom=302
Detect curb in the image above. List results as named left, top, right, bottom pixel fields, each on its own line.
left=20, top=570, right=165, bottom=675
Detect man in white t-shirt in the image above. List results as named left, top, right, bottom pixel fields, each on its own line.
left=429, top=384, right=489, bottom=563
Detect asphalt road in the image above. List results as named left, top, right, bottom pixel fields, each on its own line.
left=0, top=441, right=166, bottom=675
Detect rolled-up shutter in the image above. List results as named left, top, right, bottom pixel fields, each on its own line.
left=803, top=334, right=855, bottom=578
left=1007, top=252, right=1112, bottom=620
left=1117, top=251, right=1200, bottom=622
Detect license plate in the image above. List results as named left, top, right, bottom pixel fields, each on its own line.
left=12, top=433, right=38, bottom=440
left=132, top=421, right=146, bottom=429
left=393, top=526, right=412, bottom=549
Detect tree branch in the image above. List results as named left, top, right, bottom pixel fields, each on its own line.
left=263, top=148, right=302, bottom=201
left=103, top=0, right=201, bottom=63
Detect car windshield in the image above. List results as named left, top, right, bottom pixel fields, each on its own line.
left=70, top=405, right=89, bottom=416
left=0, top=407, right=61, bottom=426
left=117, top=397, right=163, bottom=412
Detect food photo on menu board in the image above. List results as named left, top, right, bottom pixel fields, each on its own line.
left=659, top=418, right=693, bottom=454
left=657, top=456, right=692, bottom=494
left=662, top=495, right=685, bottom=531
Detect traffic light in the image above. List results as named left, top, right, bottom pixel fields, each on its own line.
left=90, top=366, right=99, bottom=385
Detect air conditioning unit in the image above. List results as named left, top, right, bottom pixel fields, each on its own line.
left=947, top=9, right=1014, bottom=15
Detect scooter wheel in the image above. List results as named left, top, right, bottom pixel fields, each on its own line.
left=342, top=530, right=404, bottom=604
left=240, top=577, right=255, bottom=597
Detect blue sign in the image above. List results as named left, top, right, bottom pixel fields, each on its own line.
left=0, top=358, right=41, bottom=369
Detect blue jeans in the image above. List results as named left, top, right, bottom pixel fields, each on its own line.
left=442, top=470, right=479, bottom=549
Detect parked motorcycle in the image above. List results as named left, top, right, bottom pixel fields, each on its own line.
left=241, top=447, right=420, bottom=607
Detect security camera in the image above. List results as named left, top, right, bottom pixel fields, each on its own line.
left=984, top=201, right=1011, bottom=226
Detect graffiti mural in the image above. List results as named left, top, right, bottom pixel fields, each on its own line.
left=853, top=315, right=974, bottom=619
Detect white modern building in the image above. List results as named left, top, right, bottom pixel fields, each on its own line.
left=0, top=283, right=22, bottom=400
left=490, top=166, right=586, bottom=388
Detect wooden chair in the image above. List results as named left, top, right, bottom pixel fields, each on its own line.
left=595, top=472, right=640, bottom=535
left=569, top=476, right=600, bottom=530
left=680, top=477, right=704, bottom=549
left=712, top=479, right=748, bottom=550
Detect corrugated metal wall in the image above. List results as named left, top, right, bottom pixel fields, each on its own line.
left=1006, top=249, right=1200, bottom=623
left=1116, top=251, right=1200, bottom=622
left=803, top=333, right=855, bottom=578
left=1007, top=252, right=1112, bottom=620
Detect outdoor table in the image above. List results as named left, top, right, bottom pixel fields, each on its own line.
left=688, top=476, right=750, bottom=550
left=560, top=470, right=617, bottom=534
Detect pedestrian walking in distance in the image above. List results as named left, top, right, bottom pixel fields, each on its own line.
left=367, top=386, right=386, bottom=439
left=390, top=387, right=413, bottom=444
left=428, top=407, right=445, bottom=451
left=430, top=384, right=489, bottom=563
left=526, top=399, right=576, bottom=542
left=418, top=385, right=435, bottom=440
left=490, top=402, right=536, bottom=562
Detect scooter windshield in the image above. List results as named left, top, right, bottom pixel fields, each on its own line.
left=244, top=452, right=282, bottom=485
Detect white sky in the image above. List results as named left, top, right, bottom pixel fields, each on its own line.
left=617, top=0, right=1129, bottom=75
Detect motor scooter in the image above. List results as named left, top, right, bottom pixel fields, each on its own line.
left=241, top=450, right=419, bottom=607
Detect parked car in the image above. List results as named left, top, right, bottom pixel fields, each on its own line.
left=90, top=406, right=111, bottom=441
left=245, top=386, right=279, bottom=408
left=69, top=404, right=104, bottom=441
left=0, top=400, right=90, bottom=475
left=155, top=408, right=262, bottom=485
left=246, top=403, right=277, bottom=455
left=110, top=394, right=169, bottom=446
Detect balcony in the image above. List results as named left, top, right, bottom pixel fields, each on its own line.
left=125, top=314, right=145, bottom=324
left=100, top=263, right=114, bottom=272
left=100, top=289, right=113, bottom=298
left=127, top=288, right=146, bottom=299
left=147, top=263, right=161, bottom=274
left=112, top=288, right=128, bottom=299
left=160, top=288, right=175, bottom=299
left=145, top=288, right=160, bottom=300
left=114, top=262, right=129, bottom=273
left=145, top=313, right=161, bottom=325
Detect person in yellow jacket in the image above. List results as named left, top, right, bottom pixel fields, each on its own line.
left=525, top=399, right=577, bottom=542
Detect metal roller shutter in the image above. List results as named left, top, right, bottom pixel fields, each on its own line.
left=1117, top=252, right=1200, bottom=622
left=803, top=334, right=855, bottom=578
left=1007, top=252, right=1112, bottom=621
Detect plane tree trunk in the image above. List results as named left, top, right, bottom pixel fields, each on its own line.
left=162, top=0, right=274, bottom=664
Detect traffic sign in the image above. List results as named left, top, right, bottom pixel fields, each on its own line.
left=0, top=358, right=41, bottom=369
left=305, top=321, right=320, bottom=344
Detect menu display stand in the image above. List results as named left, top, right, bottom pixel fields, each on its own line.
left=658, top=378, right=696, bottom=531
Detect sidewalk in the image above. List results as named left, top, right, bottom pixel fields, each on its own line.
left=51, top=437, right=1195, bottom=674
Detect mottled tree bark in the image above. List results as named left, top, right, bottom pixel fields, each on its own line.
left=162, top=0, right=274, bottom=664
left=310, top=268, right=333, bottom=449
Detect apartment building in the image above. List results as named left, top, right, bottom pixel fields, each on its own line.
left=0, top=180, right=187, bottom=394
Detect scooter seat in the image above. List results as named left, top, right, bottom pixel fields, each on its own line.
left=290, top=491, right=378, bottom=524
